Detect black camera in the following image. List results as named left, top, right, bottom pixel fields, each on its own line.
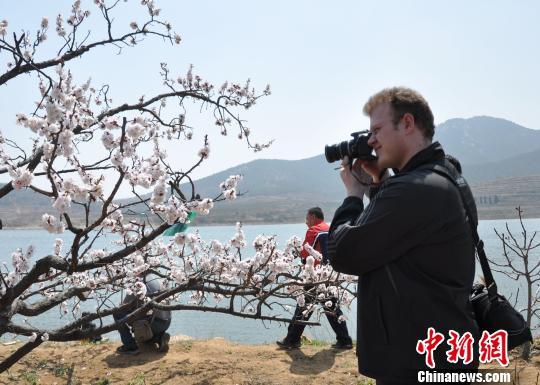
left=324, top=130, right=376, bottom=163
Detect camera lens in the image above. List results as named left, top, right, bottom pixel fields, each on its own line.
left=324, top=132, right=375, bottom=163
left=325, top=140, right=350, bottom=163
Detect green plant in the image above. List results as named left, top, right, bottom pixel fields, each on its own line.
left=177, top=340, right=193, bottom=352
left=127, top=372, right=146, bottom=385
left=93, top=379, right=111, bottom=385
left=356, top=379, right=375, bottom=385
left=22, top=369, right=39, bottom=385
left=52, top=363, right=70, bottom=377
left=302, top=339, right=328, bottom=347
left=35, top=360, right=49, bottom=370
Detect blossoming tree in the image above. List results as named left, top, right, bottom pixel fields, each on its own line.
left=0, top=0, right=355, bottom=371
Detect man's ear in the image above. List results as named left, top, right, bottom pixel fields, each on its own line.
left=401, top=113, right=416, bottom=135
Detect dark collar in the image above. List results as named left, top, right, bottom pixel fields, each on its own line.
left=397, top=142, right=445, bottom=174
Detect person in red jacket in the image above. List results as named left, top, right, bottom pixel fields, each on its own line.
left=276, top=207, right=353, bottom=349
left=300, top=208, right=329, bottom=266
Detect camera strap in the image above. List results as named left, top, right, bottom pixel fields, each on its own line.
left=421, top=162, right=499, bottom=299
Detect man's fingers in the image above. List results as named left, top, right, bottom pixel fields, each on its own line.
left=352, top=159, right=365, bottom=170
left=341, top=156, right=349, bottom=169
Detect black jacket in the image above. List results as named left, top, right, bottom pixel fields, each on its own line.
left=328, top=142, right=479, bottom=382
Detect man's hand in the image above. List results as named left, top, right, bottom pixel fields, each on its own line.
left=340, top=156, right=372, bottom=198
left=358, top=158, right=386, bottom=183
left=340, top=156, right=390, bottom=198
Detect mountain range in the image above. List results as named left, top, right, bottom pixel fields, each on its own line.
left=1, top=116, right=540, bottom=227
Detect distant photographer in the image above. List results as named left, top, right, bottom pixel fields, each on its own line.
left=327, top=87, right=479, bottom=384
left=114, top=276, right=172, bottom=355
left=276, top=207, right=353, bottom=350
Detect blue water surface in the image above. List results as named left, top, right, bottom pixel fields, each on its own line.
left=1, top=218, right=539, bottom=343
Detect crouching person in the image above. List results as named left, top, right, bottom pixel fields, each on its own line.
left=114, top=276, right=172, bottom=355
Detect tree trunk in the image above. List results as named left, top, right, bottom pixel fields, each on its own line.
left=520, top=341, right=531, bottom=361
left=0, top=339, right=42, bottom=373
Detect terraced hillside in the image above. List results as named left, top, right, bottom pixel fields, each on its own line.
left=471, top=174, right=540, bottom=219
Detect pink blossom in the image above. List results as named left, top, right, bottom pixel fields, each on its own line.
left=9, top=168, right=33, bottom=190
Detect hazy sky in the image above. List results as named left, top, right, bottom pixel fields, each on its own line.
left=2, top=0, right=539, bottom=194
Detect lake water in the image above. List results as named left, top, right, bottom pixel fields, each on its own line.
left=1, top=218, right=539, bottom=344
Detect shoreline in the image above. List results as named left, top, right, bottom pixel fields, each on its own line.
left=0, top=221, right=304, bottom=231
left=2, top=215, right=540, bottom=231
left=1, top=336, right=539, bottom=385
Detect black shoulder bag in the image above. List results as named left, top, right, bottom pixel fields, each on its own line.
left=429, top=163, right=533, bottom=350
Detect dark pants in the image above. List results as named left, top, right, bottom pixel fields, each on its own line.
left=284, top=289, right=352, bottom=344
left=114, top=312, right=171, bottom=348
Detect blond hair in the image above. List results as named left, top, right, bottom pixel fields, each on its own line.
left=363, top=87, right=435, bottom=140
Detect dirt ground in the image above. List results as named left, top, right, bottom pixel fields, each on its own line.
left=1, top=337, right=539, bottom=385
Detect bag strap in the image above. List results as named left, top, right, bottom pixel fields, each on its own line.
left=313, top=231, right=329, bottom=264
left=421, top=162, right=499, bottom=299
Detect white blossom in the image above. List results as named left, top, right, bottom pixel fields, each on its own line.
left=126, top=122, right=145, bottom=140
left=54, top=238, right=63, bottom=256
left=210, top=240, right=223, bottom=254
left=102, top=117, right=121, bottom=130
left=101, top=130, right=116, bottom=149
left=189, top=198, right=213, bottom=215
left=9, top=168, right=33, bottom=190
left=230, top=222, right=246, bottom=248
left=111, top=150, right=124, bottom=168
left=41, top=213, right=65, bottom=233
left=220, top=174, right=242, bottom=191
left=223, top=189, right=235, bottom=201
left=174, top=233, right=186, bottom=245
left=5, top=272, right=18, bottom=287
left=0, top=20, right=7, bottom=38
left=45, top=99, right=62, bottom=124
left=303, top=243, right=322, bottom=261
left=52, top=193, right=71, bottom=214
left=130, top=281, right=147, bottom=299
left=198, top=145, right=210, bottom=159
left=170, top=267, right=186, bottom=283
left=42, top=142, right=54, bottom=161
left=151, top=178, right=167, bottom=204
left=12, top=249, right=28, bottom=273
